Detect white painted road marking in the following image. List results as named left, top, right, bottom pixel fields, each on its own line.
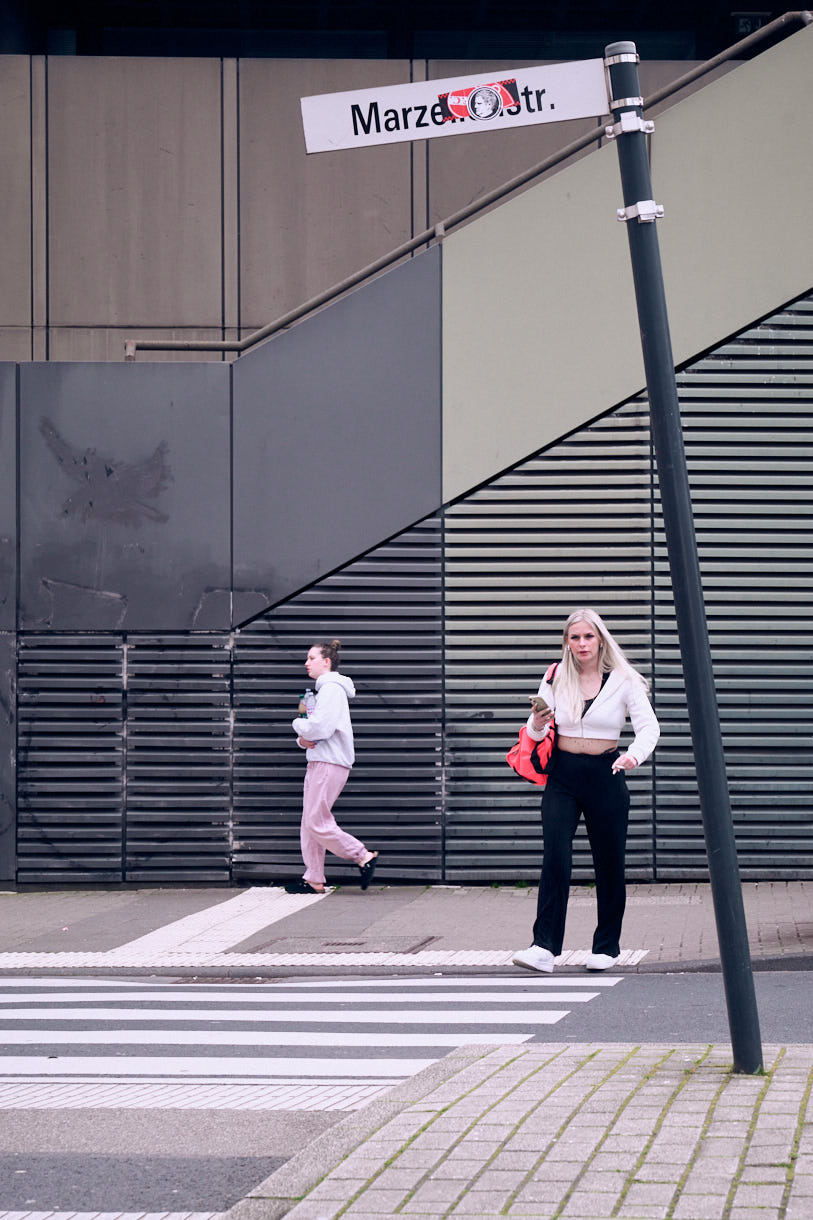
left=115, top=886, right=329, bottom=953
left=0, top=947, right=647, bottom=967
left=0, top=1029, right=533, bottom=1047
left=0, top=974, right=622, bottom=1111
left=0, top=988, right=602, bottom=1005
left=0, top=1005, right=570, bottom=1025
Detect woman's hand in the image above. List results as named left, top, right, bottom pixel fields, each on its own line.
left=531, top=707, right=554, bottom=732
left=612, top=752, right=638, bottom=773
left=298, top=736, right=316, bottom=748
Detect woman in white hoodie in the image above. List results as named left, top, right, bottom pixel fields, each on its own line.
left=286, top=639, right=379, bottom=895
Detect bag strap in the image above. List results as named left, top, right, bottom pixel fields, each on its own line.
left=538, top=661, right=558, bottom=722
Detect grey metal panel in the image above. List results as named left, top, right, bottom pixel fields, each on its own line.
left=232, top=518, right=443, bottom=884
left=443, top=403, right=655, bottom=882
left=0, top=634, right=15, bottom=881
left=19, top=362, right=231, bottom=631
left=16, top=635, right=124, bottom=884
left=653, top=295, right=813, bottom=880
left=232, top=246, right=442, bottom=613
left=125, top=635, right=232, bottom=883
left=0, top=364, right=16, bottom=630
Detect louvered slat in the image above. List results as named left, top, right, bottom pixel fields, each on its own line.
left=11, top=294, right=813, bottom=886
left=232, top=518, right=443, bottom=883
left=443, top=404, right=655, bottom=882
left=16, top=636, right=124, bottom=882
left=653, top=298, right=813, bottom=878
left=125, top=635, right=232, bottom=882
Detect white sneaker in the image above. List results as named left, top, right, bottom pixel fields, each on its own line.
left=585, top=952, right=619, bottom=971
left=512, top=945, right=555, bottom=973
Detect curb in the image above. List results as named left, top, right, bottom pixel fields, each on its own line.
left=220, top=1044, right=491, bottom=1220
left=0, top=954, right=809, bottom=978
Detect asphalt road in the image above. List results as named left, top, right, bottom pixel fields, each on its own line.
left=0, top=970, right=808, bottom=1213
left=539, top=968, right=811, bottom=1044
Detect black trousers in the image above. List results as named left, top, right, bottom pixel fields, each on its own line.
left=532, top=748, right=630, bottom=957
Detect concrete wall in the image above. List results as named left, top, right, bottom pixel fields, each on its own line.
left=0, top=52, right=723, bottom=364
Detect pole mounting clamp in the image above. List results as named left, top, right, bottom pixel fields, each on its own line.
left=605, top=113, right=654, bottom=139
left=617, top=199, right=664, bottom=223
left=608, top=95, right=644, bottom=110
left=604, top=52, right=639, bottom=66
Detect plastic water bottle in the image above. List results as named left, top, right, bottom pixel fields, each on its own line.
left=302, top=688, right=316, bottom=717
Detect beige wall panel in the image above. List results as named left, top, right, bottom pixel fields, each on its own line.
left=410, top=60, right=430, bottom=236
left=48, top=328, right=227, bottom=363
left=0, top=57, right=32, bottom=327
left=31, top=57, right=47, bottom=333
left=442, top=28, right=813, bottom=504
left=639, top=58, right=738, bottom=115
left=427, top=60, right=601, bottom=226
left=425, top=59, right=736, bottom=230
left=31, top=327, right=48, bottom=361
left=0, top=329, right=33, bottom=361
left=653, top=27, right=813, bottom=366
left=238, top=58, right=413, bottom=326
left=442, top=141, right=642, bottom=502
left=222, top=59, right=240, bottom=331
left=48, top=57, right=223, bottom=327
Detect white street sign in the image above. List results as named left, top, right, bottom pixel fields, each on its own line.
left=301, top=60, right=609, bottom=154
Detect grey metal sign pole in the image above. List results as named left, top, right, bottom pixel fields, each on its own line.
left=604, top=42, right=762, bottom=1074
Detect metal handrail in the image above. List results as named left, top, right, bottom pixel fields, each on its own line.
left=124, top=9, right=812, bottom=360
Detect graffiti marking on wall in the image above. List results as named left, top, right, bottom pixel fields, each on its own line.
left=40, top=417, right=173, bottom=526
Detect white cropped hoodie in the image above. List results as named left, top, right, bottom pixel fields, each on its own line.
left=291, top=669, right=356, bottom=769
left=525, top=666, right=660, bottom=766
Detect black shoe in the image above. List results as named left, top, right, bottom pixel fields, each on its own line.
left=284, top=879, right=324, bottom=895
left=359, top=852, right=379, bottom=891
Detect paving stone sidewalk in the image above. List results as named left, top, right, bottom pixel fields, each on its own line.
left=2, top=881, right=811, bottom=975
left=228, top=1041, right=813, bottom=1220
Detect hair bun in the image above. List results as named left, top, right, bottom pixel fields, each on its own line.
left=330, top=638, right=341, bottom=649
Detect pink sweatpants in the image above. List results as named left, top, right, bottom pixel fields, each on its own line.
left=301, top=760, right=367, bottom=886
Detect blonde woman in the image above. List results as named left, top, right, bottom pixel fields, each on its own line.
left=513, top=609, right=659, bottom=973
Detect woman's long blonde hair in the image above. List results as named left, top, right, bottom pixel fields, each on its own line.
left=552, top=608, right=648, bottom=722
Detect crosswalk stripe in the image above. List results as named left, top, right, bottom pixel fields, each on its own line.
left=0, top=1055, right=437, bottom=1077
left=0, top=1212, right=220, bottom=1220
left=0, top=1029, right=533, bottom=1047
left=0, top=974, right=618, bottom=1113
left=0, top=1005, right=571, bottom=1023
left=278, top=975, right=623, bottom=988
left=0, top=975, right=623, bottom=988
left=0, top=1080, right=393, bottom=1112
left=0, top=948, right=648, bottom=968
left=115, top=886, right=328, bottom=953
left=0, top=988, right=600, bottom=1005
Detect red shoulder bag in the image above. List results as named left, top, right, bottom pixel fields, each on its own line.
left=506, top=663, right=558, bottom=787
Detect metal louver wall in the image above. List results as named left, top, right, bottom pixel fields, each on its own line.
left=17, top=636, right=124, bottom=883
left=125, top=636, right=232, bottom=883
left=12, top=293, right=813, bottom=885
left=231, top=519, right=444, bottom=884
left=443, top=404, right=655, bottom=882
left=654, top=297, right=813, bottom=878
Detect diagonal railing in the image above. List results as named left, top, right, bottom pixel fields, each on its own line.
left=124, top=10, right=811, bottom=361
